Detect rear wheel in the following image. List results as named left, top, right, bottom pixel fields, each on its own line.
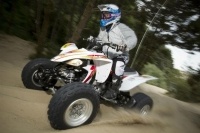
left=132, top=92, right=153, bottom=115
left=48, top=82, right=100, bottom=130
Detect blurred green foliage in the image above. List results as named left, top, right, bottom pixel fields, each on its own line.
left=142, top=63, right=168, bottom=89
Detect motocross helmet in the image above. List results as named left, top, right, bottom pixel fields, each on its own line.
left=98, top=4, right=121, bottom=27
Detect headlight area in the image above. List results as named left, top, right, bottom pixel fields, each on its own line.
left=66, top=59, right=85, bottom=67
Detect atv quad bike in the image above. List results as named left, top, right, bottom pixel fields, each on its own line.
left=21, top=38, right=157, bottom=130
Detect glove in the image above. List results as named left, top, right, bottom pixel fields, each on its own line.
left=92, top=45, right=101, bottom=50
left=86, top=36, right=97, bottom=49
left=103, top=43, right=126, bottom=52
left=116, top=44, right=127, bottom=52
left=87, top=36, right=94, bottom=41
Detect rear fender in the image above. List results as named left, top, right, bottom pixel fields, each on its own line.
left=119, top=75, right=157, bottom=92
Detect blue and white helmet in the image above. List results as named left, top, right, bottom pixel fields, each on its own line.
left=98, top=4, right=121, bottom=27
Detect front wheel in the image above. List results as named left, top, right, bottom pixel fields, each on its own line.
left=48, top=82, right=100, bottom=130
left=21, top=58, right=58, bottom=90
left=132, top=92, right=153, bottom=115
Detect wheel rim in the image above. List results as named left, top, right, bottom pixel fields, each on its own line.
left=140, top=105, right=151, bottom=115
left=31, top=70, right=42, bottom=87
left=64, top=98, right=93, bottom=127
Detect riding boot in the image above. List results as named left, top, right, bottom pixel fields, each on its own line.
left=103, top=76, right=122, bottom=99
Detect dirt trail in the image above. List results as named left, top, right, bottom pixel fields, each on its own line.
left=0, top=34, right=199, bottom=133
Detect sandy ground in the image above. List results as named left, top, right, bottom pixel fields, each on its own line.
left=0, top=34, right=200, bottom=133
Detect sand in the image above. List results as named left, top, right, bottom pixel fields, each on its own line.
left=0, top=34, right=199, bottom=133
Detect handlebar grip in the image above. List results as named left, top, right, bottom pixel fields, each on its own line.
left=103, top=43, right=117, bottom=49
left=111, top=43, right=118, bottom=49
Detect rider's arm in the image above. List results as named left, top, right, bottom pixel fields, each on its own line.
left=97, top=27, right=109, bottom=43
left=118, top=23, right=137, bottom=51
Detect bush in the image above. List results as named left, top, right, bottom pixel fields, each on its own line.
left=141, top=63, right=168, bottom=89
left=187, top=69, right=200, bottom=102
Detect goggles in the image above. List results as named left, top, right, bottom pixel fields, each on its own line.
left=101, top=12, right=112, bottom=19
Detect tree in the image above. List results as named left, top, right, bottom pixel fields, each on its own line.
left=136, top=0, right=200, bottom=51
left=35, top=0, right=54, bottom=56
left=49, top=0, right=63, bottom=44
left=0, top=0, right=35, bottom=39
left=68, top=0, right=96, bottom=43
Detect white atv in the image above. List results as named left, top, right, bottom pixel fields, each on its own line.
left=21, top=38, right=157, bottom=130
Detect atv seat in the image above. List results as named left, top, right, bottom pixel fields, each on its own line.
left=124, top=67, right=138, bottom=76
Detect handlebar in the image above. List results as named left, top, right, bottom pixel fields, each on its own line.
left=84, top=37, right=117, bottom=51
left=102, top=43, right=117, bottom=49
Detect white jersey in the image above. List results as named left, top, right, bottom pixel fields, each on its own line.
left=97, top=23, right=137, bottom=59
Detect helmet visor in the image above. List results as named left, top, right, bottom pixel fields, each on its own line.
left=101, top=12, right=111, bottom=19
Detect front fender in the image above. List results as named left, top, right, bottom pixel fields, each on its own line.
left=82, top=58, right=113, bottom=84
left=93, top=58, right=112, bottom=83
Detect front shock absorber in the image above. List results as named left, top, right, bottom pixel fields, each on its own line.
left=67, top=70, right=75, bottom=83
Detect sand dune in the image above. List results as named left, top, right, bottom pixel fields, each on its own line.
left=0, top=34, right=199, bottom=133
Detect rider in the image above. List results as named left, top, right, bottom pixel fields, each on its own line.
left=97, top=4, right=138, bottom=99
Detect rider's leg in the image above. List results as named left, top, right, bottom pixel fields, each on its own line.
left=112, top=60, right=125, bottom=90
left=103, top=57, right=126, bottom=99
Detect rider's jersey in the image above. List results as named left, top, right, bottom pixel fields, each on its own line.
left=97, top=22, right=137, bottom=59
